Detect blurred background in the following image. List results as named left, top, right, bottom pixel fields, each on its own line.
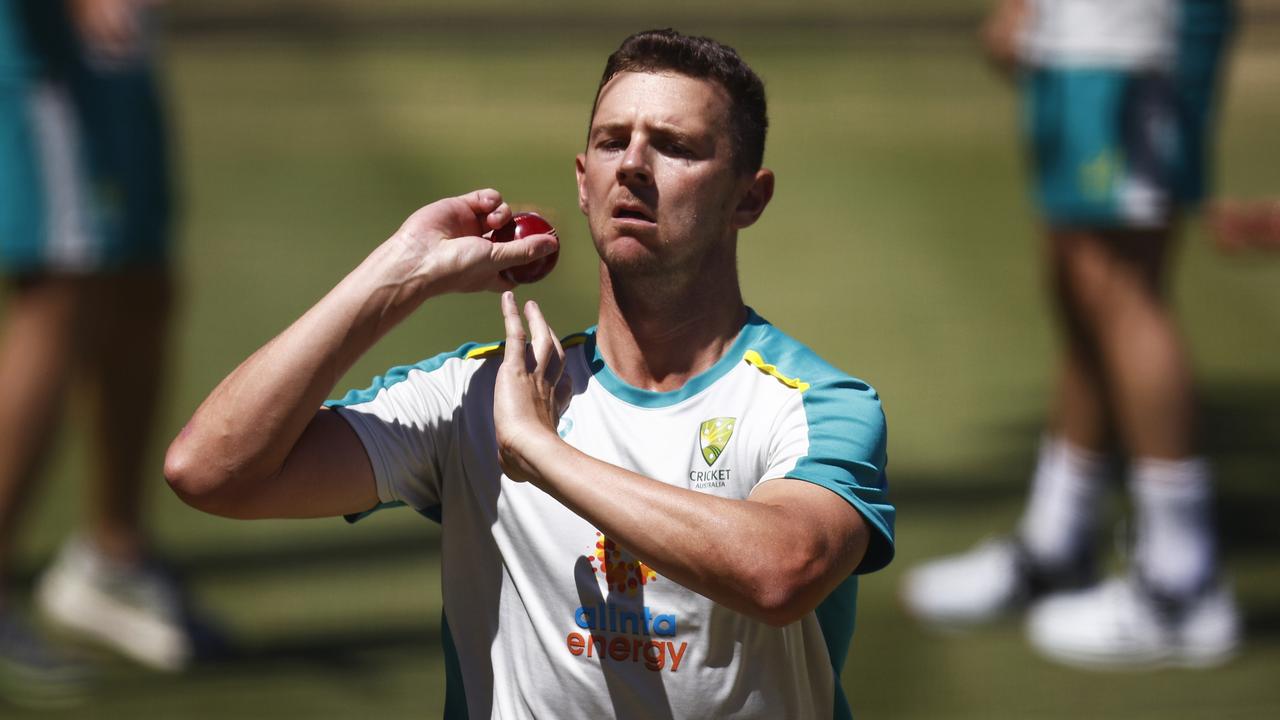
left=4, top=0, right=1278, bottom=716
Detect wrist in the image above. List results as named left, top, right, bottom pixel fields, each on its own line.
left=381, top=231, right=445, bottom=302
left=511, top=428, right=571, bottom=487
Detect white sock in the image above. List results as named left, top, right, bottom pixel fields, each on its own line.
left=1017, top=435, right=1106, bottom=568
left=1130, top=456, right=1217, bottom=597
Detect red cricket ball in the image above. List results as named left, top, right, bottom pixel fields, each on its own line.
left=490, top=212, right=560, bottom=284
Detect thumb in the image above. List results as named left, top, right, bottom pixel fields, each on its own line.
left=490, top=233, right=559, bottom=270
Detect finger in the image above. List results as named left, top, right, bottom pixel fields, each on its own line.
left=489, top=232, right=559, bottom=270
left=523, top=300, right=560, bottom=380
left=460, top=188, right=504, bottom=220
left=485, top=202, right=511, bottom=233
left=550, top=324, right=566, bottom=376
left=500, top=291, right=527, bottom=370
left=553, top=373, right=573, bottom=417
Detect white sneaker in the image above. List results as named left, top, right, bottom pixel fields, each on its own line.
left=901, top=537, right=1096, bottom=628
left=34, top=538, right=193, bottom=672
left=1027, top=575, right=1241, bottom=670
left=900, top=538, right=1032, bottom=627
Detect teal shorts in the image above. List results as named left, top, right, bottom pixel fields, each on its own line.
left=1021, top=0, right=1233, bottom=228
left=0, top=0, right=171, bottom=275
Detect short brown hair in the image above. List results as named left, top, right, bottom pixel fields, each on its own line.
left=592, top=29, right=768, bottom=175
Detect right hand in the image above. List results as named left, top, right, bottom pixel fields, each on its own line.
left=981, top=0, right=1029, bottom=78
left=391, top=189, right=560, bottom=298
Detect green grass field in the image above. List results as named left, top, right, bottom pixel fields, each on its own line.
left=8, top=2, right=1280, bottom=717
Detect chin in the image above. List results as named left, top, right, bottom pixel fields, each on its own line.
left=601, top=247, right=665, bottom=277
left=596, top=240, right=673, bottom=279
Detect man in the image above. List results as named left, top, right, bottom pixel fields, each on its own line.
left=0, top=0, right=192, bottom=704
left=902, top=0, right=1239, bottom=670
left=166, top=29, right=894, bottom=718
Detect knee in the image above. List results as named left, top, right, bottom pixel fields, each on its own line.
left=1050, top=235, right=1116, bottom=330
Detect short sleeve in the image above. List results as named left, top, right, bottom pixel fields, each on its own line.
left=326, top=345, right=490, bottom=518
left=766, top=375, right=894, bottom=575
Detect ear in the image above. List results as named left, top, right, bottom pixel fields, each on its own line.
left=730, top=168, right=775, bottom=230
left=575, top=153, right=589, bottom=216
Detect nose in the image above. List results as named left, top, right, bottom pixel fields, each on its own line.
left=616, top=139, right=653, bottom=186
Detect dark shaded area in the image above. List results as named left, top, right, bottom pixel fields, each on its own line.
left=171, top=530, right=441, bottom=579
left=12, top=382, right=1272, bottom=676
left=11, top=527, right=441, bottom=589
left=891, top=378, right=1280, bottom=645
left=1199, top=379, right=1280, bottom=556
left=892, top=378, right=1280, bottom=555
left=77, top=621, right=443, bottom=713
left=1243, top=604, right=1280, bottom=640
left=216, top=622, right=441, bottom=669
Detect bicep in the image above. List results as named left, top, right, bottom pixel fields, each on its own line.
left=748, top=478, right=870, bottom=580
left=236, top=408, right=379, bottom=519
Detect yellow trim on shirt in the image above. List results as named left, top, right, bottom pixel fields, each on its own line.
left=465, top=332, right=588, bottom=361
left=464, top=343, right=503, bottom=360
left=742, top=349, right=810, bottom=392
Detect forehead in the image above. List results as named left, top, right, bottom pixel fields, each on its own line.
left=590, top=71, right=732, bottom=133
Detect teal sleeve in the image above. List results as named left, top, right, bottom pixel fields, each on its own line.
left=789, top=374, right=895, bottom=575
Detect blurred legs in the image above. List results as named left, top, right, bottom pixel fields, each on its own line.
left=0, top=277, right=85, bottom=596
left=79, top=268, right=174, bottom=565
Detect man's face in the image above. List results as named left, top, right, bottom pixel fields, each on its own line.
left=575, top=71, right=756, bottom=278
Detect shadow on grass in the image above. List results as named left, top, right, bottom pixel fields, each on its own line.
left=13, top=382, right=1276, bottom=678
left=11, top=526, right=441, bottom=590
left=1202, top=380, right=1280, bottom=557
left=892, top=378, right=1280, bottom=553
left=214, top=622, right=441, bottom=669
left=171, top=530, right=441, bottom=579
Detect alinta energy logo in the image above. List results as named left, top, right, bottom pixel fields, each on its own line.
left=568, top=533, right=687, bottom=673
left=589, top=532, right=658, bottom=595
left=690, top=417, right=735, bottom=489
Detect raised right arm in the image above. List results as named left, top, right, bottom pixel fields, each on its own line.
left=163, top=189, right=557, bottom=519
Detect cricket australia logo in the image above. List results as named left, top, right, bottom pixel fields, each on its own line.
left=698, top=417, right=736, bottom=466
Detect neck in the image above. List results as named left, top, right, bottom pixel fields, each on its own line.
left=595, top=262, right=747, bottom=393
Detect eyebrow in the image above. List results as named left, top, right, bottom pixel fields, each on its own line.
left=589, top=120, right=699, bottom=145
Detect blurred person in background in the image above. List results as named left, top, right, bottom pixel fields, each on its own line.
left=0, top=0, right=194, bottom=705
left=902, top=0, right=1239, bottom=670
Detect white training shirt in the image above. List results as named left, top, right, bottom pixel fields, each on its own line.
left=1019, top=0, right=1180, bottom=69
left=330, top=309, right=895, bottom=720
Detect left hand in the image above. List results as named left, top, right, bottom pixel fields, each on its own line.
left=494, top=292, right=572, bottom=482
left=71, top=0, right=145, bottom=62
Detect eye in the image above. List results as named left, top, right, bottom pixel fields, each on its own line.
left=659, top=138, right=700, bottom=159
left=597, top=138, right=627, bottom=152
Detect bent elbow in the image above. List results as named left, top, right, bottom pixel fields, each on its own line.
left=164, top=438, right=239, bottom=517
left=750, top=581, right=813, bottom=628
left=743, top=556, right=822, bottom=628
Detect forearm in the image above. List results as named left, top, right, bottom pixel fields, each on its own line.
left=165, top=235, right=431, bottom=495
left=524, top=436, right=862, bottom=626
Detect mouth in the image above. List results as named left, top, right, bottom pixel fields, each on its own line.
left=611, top=204, right=655, bottom=223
